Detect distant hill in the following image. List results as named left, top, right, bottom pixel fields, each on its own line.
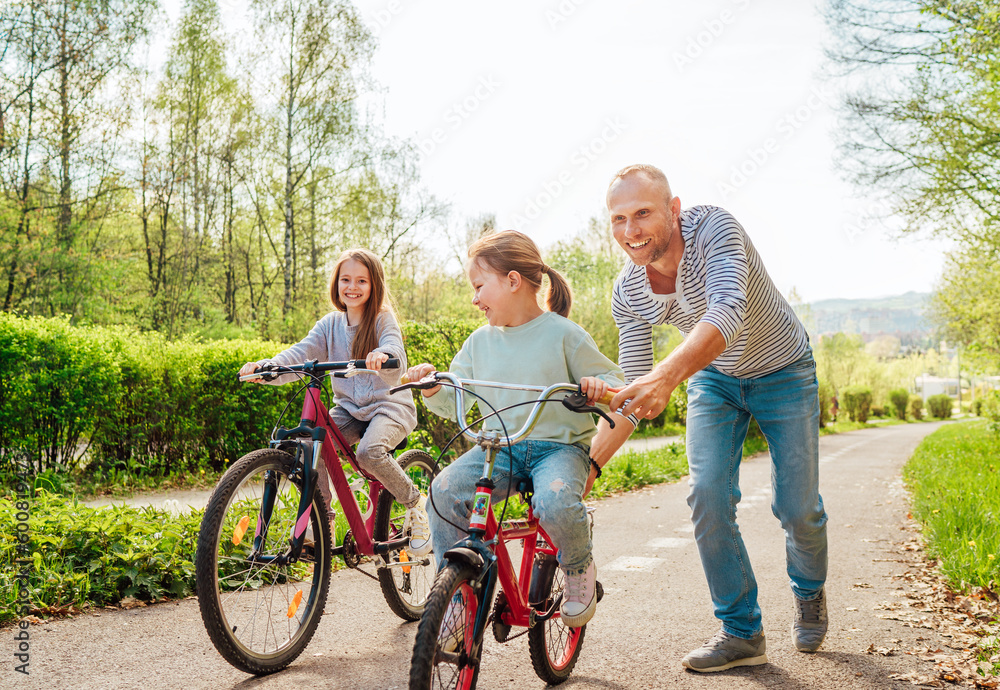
left=796, top=291, right=934, bottom=345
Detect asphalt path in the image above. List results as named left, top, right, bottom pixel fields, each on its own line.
left=11, top=422, right=950, bottom=689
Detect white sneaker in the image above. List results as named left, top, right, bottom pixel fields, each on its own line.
left=404, top=494, right=433, bottom=557
left=560, top=560, right=597, bottom=627
left=440, top=593, right=464, bottom=653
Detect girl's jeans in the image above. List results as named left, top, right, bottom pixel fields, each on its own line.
left=428, top=440, right=593, bottom=574
left=686, top=349, right=828, bottom=639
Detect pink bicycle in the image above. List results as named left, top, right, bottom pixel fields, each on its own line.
left=195, top=359, right=437, bottom=674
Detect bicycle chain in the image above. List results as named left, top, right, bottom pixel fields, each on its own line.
left=489, top=592, right=531, bottom=643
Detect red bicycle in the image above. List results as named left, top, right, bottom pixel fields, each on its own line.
left=195, top=359, right=437, bottom=674
left=396, top=372, right=616, bottom=689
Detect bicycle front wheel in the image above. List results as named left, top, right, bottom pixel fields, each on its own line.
left=409, top=562, right=482, bottom=690
left=374, top=449, right=438, bottom=620
left=527, top=553, right=585, bottom=684
left=195, top=448, right=332, bottom=675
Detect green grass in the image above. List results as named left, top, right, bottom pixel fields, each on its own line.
left=904, top=420, right=1000, bottom=591
left=629, top=420, right=686, bottom=439
left=589, top=442, right=688, bottom=499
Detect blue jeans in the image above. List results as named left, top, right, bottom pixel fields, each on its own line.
left=428, top=440, right=593, bottom=574
left=686, top=349, right=827, bottom=639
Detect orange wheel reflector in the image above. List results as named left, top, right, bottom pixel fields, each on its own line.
left=287, top=589, right=303, bottom=618
left=232, top=515, right=251, bottom=545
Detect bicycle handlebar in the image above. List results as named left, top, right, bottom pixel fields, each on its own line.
left=392, top=372, right=618, bottom=446
left=239, top=358, right=400, bottom=382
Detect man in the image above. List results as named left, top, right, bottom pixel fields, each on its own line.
left=594, top=164, right=828, bottom=673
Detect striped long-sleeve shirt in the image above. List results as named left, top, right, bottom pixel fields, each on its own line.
left=612, top=205, right=809, bottom=382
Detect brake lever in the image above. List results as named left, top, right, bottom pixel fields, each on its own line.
left=561, top=390, right=616, bottom=429
left=389, top=373, right=440, bottom=394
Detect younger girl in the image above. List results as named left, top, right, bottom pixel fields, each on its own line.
left=239, top=248, right=431, bottom=556
left=407, top=230, right=626, bottom=627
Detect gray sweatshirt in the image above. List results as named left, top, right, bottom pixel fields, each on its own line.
left=259, top=310, right=418, bottom=431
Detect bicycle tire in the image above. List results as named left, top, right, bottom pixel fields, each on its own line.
left=373, top=449, right=438, bottom=621
left=195, top=448, right=332, bottom=675
left=527, top=553, right=585, bottom=684
left=409, top=562, right=482, bottom=690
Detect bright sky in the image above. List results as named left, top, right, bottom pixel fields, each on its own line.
left=163, top=0, right=952, bottom=304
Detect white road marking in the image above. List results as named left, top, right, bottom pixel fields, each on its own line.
left=647, top=537, right=693, bottom=548
left=604, top=556, right=662, bottom=572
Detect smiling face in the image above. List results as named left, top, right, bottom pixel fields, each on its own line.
left=468, top=260, right=513, bottom=327
left=336, top=258, right=372, bottom=320
left=608, top=173, right=681, bottom=269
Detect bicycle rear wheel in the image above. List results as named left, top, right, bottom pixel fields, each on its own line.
left=527, top=553, right=585, bottom=684
left=196, top=448, right=332, bottom=674
left=374, top=449, right=438, bottom=620
left=409, top=562, right=482, bottom=690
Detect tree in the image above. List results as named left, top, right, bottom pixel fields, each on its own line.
left=931, top=240, right=1000, bottom=370
left=250, top=0, right=376, bottom=317
left=825, top=0, right=1000, bottom=373
left=825, top=0, right=1000, bottom=243
left=0, top=0, right=155, bottom=318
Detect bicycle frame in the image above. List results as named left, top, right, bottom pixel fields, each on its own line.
left=405, top=373, right=612, bottom=650
left=246, top=361, right=410, bottom=563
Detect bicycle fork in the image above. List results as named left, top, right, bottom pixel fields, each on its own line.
left=249, top=427, right=326, bottom=565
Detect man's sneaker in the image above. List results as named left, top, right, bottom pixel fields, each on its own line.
left=404, top=494, right=432, bottom=557
left=560, top=560, right=597, bottom=628
left=792, top=589, right=828, bottom=652
left=682, top=629, right=768, bottom=673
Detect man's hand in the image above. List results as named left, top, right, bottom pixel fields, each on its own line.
left=610, top=367, right=674, bottom=420
left=610, top=322, right=728, bottom=419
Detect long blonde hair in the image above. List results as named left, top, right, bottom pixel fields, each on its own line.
left=328, top=248, right=399, bottom=359
left=467, top=230, right=571, bottom=318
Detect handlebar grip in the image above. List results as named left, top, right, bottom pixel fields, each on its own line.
left=597, top=388, right=621, bottom=408
left=354, top=358, right=399, bottom=369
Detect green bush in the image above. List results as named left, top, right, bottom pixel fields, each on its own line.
left=889, top=388, right=910, bottom=421
left=0, top=315, right=119, bottom=475
left=971, top=398, right=984, bottom=416
left=927, top=393, right=954, bottom=419
left=817, top=379, right=833, bottom=428
left=0, top=490, right=202, bottom=624
left=842, top=384, right=873, bottom=423
left=401, top=319, right=479, bottom=454
left=910, top=395, right=924, bottom=421
left=870, top=405, right=886, bottom=418
left=981, top=391, right=1000, bottom=435
left=0, top=314, right=289, bottom=481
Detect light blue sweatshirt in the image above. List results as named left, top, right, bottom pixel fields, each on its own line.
left=423, top=311, right=625, bottom=446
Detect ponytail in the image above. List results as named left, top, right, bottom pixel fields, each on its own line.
left=541, top=265, right=572, bottom=318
